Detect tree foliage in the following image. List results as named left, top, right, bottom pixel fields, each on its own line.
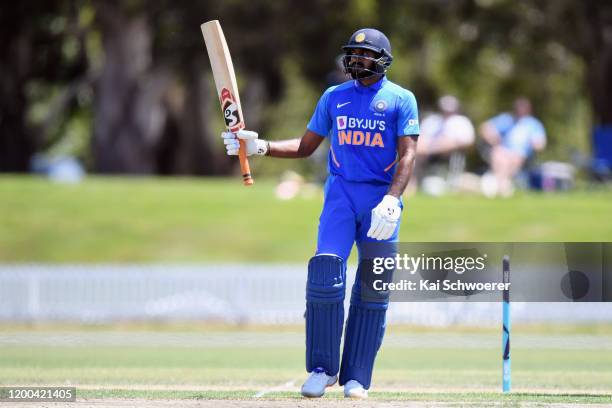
left=0, top=0, right=610, bottom=175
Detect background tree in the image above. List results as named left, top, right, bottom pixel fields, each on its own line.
left=0, top=1, right=88, bottom=171
left=1, top=0, right=609, bottom=176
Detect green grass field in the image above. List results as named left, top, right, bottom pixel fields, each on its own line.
left=1, top=325, right=611, bottom=405
left=1, top=176, right=611, bottom=262
left=2, top=175, right=612, bottom=405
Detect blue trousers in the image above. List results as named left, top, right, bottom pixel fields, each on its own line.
left=316, top=175, right=400, bottom=259
left=306, top=174, right=400, bottom=389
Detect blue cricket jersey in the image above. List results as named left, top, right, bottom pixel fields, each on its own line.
left=307, top=77, right=419, bottom=184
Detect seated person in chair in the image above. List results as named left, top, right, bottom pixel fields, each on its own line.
left=411, top=95, right=475, bottom=193
left=479, top=97, right=546, bottom=197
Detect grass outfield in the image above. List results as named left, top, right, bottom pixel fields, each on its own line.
left=1, top=176, right=611, bottom=262
left=0, top=326, right=611, bottom=405
left=73, top=390, right=612, bottom=404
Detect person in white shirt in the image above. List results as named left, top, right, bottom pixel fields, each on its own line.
left=410, top=95, right=475, bottom=192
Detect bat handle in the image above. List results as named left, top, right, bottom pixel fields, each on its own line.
left=238, top=139, right=254, bottom=186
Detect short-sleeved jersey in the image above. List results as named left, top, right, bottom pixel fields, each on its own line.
left=307, top=77, right=419, bottom=184
left=489, top=113, right=546, bottom=157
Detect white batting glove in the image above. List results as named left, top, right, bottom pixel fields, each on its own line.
left=221, top=130, right=268, bottom=156
left=367, top=195, right=402, bottom=241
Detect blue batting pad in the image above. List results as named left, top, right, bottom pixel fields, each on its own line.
left=305, top=254, right=346, bottom=375
left=339, top=303, right=386, bottom=389
left=339, top=260, right=390, bottom=389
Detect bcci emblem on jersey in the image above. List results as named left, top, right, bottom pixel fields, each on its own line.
left=374, top=99, right=388, bottom=112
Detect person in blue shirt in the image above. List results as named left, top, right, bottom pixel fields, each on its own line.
left=480, top=97, right=547, bottom=197
left=222, top=28, right=419, bottom=399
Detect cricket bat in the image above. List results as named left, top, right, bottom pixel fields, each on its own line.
left=201, top=20, right=253, bottom=186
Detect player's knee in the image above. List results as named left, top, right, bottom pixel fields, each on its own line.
left=350, top=287, right=390, bottom=310
left=351, top=258, right=391, bottom=310
left=306, top=254, right=346, bottom=303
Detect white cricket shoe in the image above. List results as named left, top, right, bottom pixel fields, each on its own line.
left=344, top=379, right=368, bottom=399
left=300, top=367, right=337, bottom=398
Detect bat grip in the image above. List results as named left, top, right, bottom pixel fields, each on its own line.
left=238, top=139, right=254, bottom=186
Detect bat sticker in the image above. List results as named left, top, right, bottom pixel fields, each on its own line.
left=220, top=88, right=243, bottom=132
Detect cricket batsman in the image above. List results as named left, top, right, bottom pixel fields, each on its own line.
left=222, top=28, right=419, bottom=398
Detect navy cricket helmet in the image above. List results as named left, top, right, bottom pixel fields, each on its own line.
left=341, top=28, right=393, bottom=79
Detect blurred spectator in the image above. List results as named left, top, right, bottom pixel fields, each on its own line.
left=479, top=97, right=546, bottom=197
left=30, top=154, right=85, bottom=184
left=410, top=95, right=475, bottom=194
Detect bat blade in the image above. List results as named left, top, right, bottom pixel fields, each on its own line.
left=201, top=20, right=253, bottom=186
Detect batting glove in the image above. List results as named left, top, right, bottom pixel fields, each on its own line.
left=222, top=130, right=268, bottom=156
left=367, top=195, right=401, bottom=241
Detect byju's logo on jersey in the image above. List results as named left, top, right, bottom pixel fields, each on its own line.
left=339, top=117, right=386, bottom=131
left=336, top=116, right=386, bottom=148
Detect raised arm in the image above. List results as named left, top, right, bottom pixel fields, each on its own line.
left=268, top=130, right=325, bottom=158
left=222, top=129, right=325, bottom=159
